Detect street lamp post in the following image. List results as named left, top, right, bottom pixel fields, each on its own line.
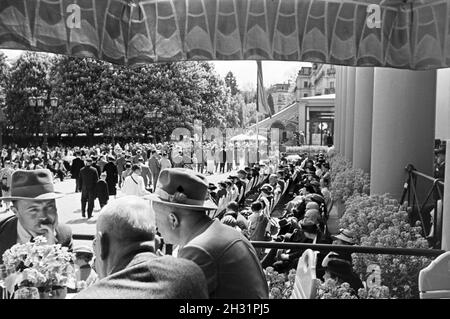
left=102, top=100, right=124, bottom=145
left=27, top=89, right=58, bottom=149
left=145, top=109, right=163, bottom=143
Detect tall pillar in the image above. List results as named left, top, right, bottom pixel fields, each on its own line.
left=339, top=67, right=348, bottom=156
left=442, top=139, right=450, bottom=251
left=352, top=68, right=374, bottom=174
left=344, top=67, right=356, bottom=161
left=334, top=66, right=342, bottom=152
left=371, top=68, right=436, bottom=200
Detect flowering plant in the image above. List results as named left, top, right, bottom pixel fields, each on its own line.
left=329, top=155, right=370, bottom=203
left=339, top=193, right=432, bottom=298
left=264, top=267, right=296, bottom=299
left=2, top=236, right=75, bottom=294
left=357, top=284, right=391, bottom=299
left=316, top=279, right=358, bottom=299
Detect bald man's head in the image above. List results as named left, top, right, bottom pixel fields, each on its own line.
left=97, top=196, right=156, bottom=243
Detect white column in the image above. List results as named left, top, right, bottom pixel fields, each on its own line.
left=334, top=66, right=342, bottom=152
left=344, top=67, right=356, bottom=162
left=340, top=67, right=348, bottom=156
left=352, top=67, right=374, bottom=174
left=371, top=68, right=436, bottom=200
left=442, top=139, right=450, bottom=251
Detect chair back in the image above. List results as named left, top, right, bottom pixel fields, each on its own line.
left=419, top=251, right=450, bottom=299
left=291, top=249, right=320, bottom=299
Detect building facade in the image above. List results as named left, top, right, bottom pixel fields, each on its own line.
left=294, top=63, right=336, bottom=100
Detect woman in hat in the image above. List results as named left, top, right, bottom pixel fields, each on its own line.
left=72, top=245, right=98, bottom=292
left=323, top=259, right=364, bottom=295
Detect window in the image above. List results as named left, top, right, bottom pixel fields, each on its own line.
left=330, top=81, right=334, bottom=88
left=304, top=81, right=308, bottom=88
left=304, top=93, right=308, bottom=97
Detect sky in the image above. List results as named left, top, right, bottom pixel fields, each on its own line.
left=1, top=49, right=311, bottom=91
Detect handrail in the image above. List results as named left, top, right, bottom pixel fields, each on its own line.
left=72, top=234, right=444, bottom=257
left=251, top=241, right=444, bottom=257
left=406, top=164, right=444, bottom=186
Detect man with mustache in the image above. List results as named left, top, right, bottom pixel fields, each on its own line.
left=0, top=169, right=73, bottom=263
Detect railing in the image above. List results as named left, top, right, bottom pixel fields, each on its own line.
left=400, top=164, right=444, bottom=249
left=72, top=233, right=444, bottom=257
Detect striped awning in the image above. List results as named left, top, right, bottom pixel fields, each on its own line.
left=0, top=0, right=448, bottom=70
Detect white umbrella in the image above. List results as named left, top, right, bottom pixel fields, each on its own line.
left=230, top=134, right=267, bottom=142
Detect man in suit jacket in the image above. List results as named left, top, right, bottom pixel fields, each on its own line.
left=103, top=156, right=118, bottom=196
left=0, top=169, right=73, bottom=263
left=115, top=152, right=126, bottom=187
left=70, top=152, right=85, bottom=193
left=149, top=169, right=269, bottom=299
left=79, top=158, right=99, bottom=219
left=74, top=196, right=208, bottom=299
left=148, top=151, right=161, bottom=191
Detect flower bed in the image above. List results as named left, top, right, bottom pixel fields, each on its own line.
left=329, top=154, right=370, bottom=203
left=339, top=193, right=432, bottom=299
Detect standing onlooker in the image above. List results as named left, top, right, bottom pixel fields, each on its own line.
left=148, top=150, right=161, bottom=190
left=121, top=164, right=151, bottom=197
left=218, top=146, right=226, bottom=174
left=71, top=152, right=85, bottom=193
left=96, top=172, right=109, bottom=209
left=0, top=160, right=15, bottom=209
left=103, top=156, right=118, bottom=197
left=160, top=152, right=172, bottom=171
left=79, top=158, right=99, bottom=219
left=116, top=152, right=126, bottom=187
left=226, top=146, right=233, bottom=172
left=138, top=157, right=152, bottom=191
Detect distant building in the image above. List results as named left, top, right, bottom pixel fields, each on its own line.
left=268, top=82, right=295, bottom=113
left=294, top=63, right=336, bottom=100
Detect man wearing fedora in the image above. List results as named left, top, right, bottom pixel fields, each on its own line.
left=0, top=169, right=73, bottom=263
left=79, top=158, right=99, bottom=219
left=148, top=168, right=269, bottom=299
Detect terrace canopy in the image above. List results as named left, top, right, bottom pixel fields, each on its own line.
left=0, top=0, right=448, bottom=69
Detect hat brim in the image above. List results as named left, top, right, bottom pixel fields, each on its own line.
left=331, top=233, right=355, bottom=244
left=0, top=192, right=65, bottom=201
left=145, top=193, right=218, bottom=211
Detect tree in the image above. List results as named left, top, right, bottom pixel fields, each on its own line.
left=5, top=52, right=52, bottom=139
left=50, top=56, right=110, bottom=140
left=50, top=58, right=233, bottom=142
left=224, top=71, right=239, bottom=96
left=0, top=52, right=9, bottom=106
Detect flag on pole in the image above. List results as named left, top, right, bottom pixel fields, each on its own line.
left=256, top=61, right=272, bottom=117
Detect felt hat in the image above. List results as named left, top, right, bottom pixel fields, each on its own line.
left=0, top=169, right=64, bottom=201
left=146, top=168, right=217, bottom=210
left=73, top=245, right=94, bottom=255
left=332, top=229, right=356, bottom=244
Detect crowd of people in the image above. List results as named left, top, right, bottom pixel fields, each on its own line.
left=0, top=141, right=368, bottom=299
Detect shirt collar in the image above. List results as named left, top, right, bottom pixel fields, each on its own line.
left=16, top=220, right=34, bottom=244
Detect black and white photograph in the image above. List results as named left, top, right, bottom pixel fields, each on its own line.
left=0, top=0, right=449, bottom=308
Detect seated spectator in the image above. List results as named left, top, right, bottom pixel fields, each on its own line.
left=74, top=196, right=208, bottom=299
left=208, top=183, right=218, bottom=204
left=330, top=228, right=356, bottom=264
left=268, top=174, right=283, bottom=195
left=322, top=259, right=364, bottom=295
left=221, top=201, right=248, bottom=231
left=248, top=201, right=269, bottom=259
left=73, top=245, right=98, bottom=292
